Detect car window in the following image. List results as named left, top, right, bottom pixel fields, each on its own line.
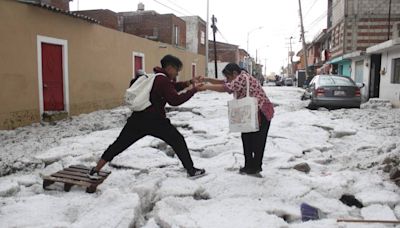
left=319, top=76, right=354, bottom=86
left=319, top=77, right=335, bottom=86
left=331, top=77, right=354, bottom=86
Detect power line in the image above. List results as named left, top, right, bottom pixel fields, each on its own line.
left=162, top=0, right=195, bottom=16
left=305, top=0, right=340, bottom=29
left=304, top=0, right=318, bottom=19
left=152, top=0, right=187, bottom=16
left=217, top=29, right=229, bottom=43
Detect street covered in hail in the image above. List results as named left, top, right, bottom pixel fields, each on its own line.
left=0, top=86, right=399, bottom=228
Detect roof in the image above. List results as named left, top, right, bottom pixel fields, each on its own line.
left=342, top=50, right=366, bottom=60
left=18, top=0, right=99, bottom=24
left=366, top=38, right=400, bottom=54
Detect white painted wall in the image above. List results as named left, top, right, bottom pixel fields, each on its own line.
left=379, top=49, right=400, bottom=107
left=182, top=16, right=199, bottom=54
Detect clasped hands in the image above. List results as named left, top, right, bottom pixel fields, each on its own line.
left=189, top=76, right=210, bottom=91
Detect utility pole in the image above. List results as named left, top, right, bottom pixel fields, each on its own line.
left=256, top=49, right=258, bottom=65
left=287, top=47, right=290, bottom=77
left=289, top=36, right=293, bottom=76
left=388, top=0, right=392, bottom=40
left=264, top=58, right=267, bottom=78
left=298, top=0, right=310, bottom=81
left=205, top=0, right=209, bottom=76
left=211, top=15, right=218, bottom=79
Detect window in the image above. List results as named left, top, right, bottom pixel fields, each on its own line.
left=393, top=58, right=400, bottom=84
left=200, top=31, right=205, bottom=45
left=174, top=25, right=179, bottom=45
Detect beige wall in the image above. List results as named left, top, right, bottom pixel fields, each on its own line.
left=0, top=0, right=205, bottom=129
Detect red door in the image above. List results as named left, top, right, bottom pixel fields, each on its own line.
left=134, top=56, right=143, bottom=73
left=192, top=64, right=196, bottom=78
left=42, top=43, right=64, bottom=111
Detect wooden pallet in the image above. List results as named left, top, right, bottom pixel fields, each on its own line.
left=42, top=165, right=111, bottom=193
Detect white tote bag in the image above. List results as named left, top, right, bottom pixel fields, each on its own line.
left=124, top=73, right=165, bottom=111
left=227, top=76, right=259, bottom=133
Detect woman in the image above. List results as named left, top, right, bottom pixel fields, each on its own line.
left=199, top=63, right=274, bottom=175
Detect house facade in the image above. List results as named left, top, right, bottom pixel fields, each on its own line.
left=297, top=0, right=400, bottom=105
left=0, top=0, right=205, bottom=129
left=328, top=0, right=400, bottom=79
left=366, top=38, right=400, bottom=107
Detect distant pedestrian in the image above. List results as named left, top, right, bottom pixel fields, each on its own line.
left=198, top=63, right=274, bottom=175
left=88, top=55, right=206, bottom=179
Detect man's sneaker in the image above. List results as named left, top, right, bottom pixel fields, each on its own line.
left=187, top=167, right=206, bottom=179
left=87, top=167, right=102, bottom=180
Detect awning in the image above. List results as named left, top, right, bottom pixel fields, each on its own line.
left=326, top=56, right=343, bottom=64
left=327, top=56, right=351, bottom=64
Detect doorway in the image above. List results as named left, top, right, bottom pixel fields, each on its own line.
left=37, top=35, right=69, bottom=118
left=369, top=54, right=381, bottom=98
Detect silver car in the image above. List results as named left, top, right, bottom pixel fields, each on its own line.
left=302, top=75, right=364, bottom=109
left=284, top=78, right=294, bottom=86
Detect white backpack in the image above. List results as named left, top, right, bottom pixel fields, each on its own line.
left=124, top=73, right=165, bottom=111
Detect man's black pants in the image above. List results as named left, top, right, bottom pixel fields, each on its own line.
left=101, top=112, right=194, bottom=170
left=241, top=113, right=271, bottom=171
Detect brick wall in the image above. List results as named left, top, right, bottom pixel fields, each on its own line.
left=331, top=0, right=345, bottom=27
left=330, top=0, right=400, bottom=58
left=41, top=0, right=70, bottom=11
left=209, top=41, right=239, bottom=63
left=75, top=10, right=119, bottom=30
left=123, top=13, right=186, bottom=48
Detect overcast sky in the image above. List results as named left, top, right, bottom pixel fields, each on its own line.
left=70, top=0, right=327, bottom=75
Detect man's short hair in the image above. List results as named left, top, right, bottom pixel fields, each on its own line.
left=161, top=55, right=183, bottom=70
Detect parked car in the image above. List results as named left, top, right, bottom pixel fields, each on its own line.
left=302, top=75, right=364, bottom=109
left=284, top=78, right=294, bottom=86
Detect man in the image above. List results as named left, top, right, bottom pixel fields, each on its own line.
left=88, top=55, right=205, bottom=179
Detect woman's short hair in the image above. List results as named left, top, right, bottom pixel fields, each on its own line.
left=222, top=63, right=242, bottom=76
left=161, top=55, right=183, bottom=70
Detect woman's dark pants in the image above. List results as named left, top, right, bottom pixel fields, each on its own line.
left=241, top=113, right=271, bottom=171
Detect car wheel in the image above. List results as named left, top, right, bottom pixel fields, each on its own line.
left=307, top=99, right=318, bottom=110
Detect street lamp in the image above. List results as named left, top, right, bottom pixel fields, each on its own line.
left=246, top=26, right=263, bottom=75
left=246, top=26, right=263, bottom=54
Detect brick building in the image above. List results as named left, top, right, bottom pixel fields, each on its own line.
left=208, top=41, right=240, bottom=63
left=31, top=0, right=71, bottom=11
left=119, top=9, right=186, bottom=49
left=329, top=0, right=400, bottom=61
left=73, top=9, right=119, bottom=30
